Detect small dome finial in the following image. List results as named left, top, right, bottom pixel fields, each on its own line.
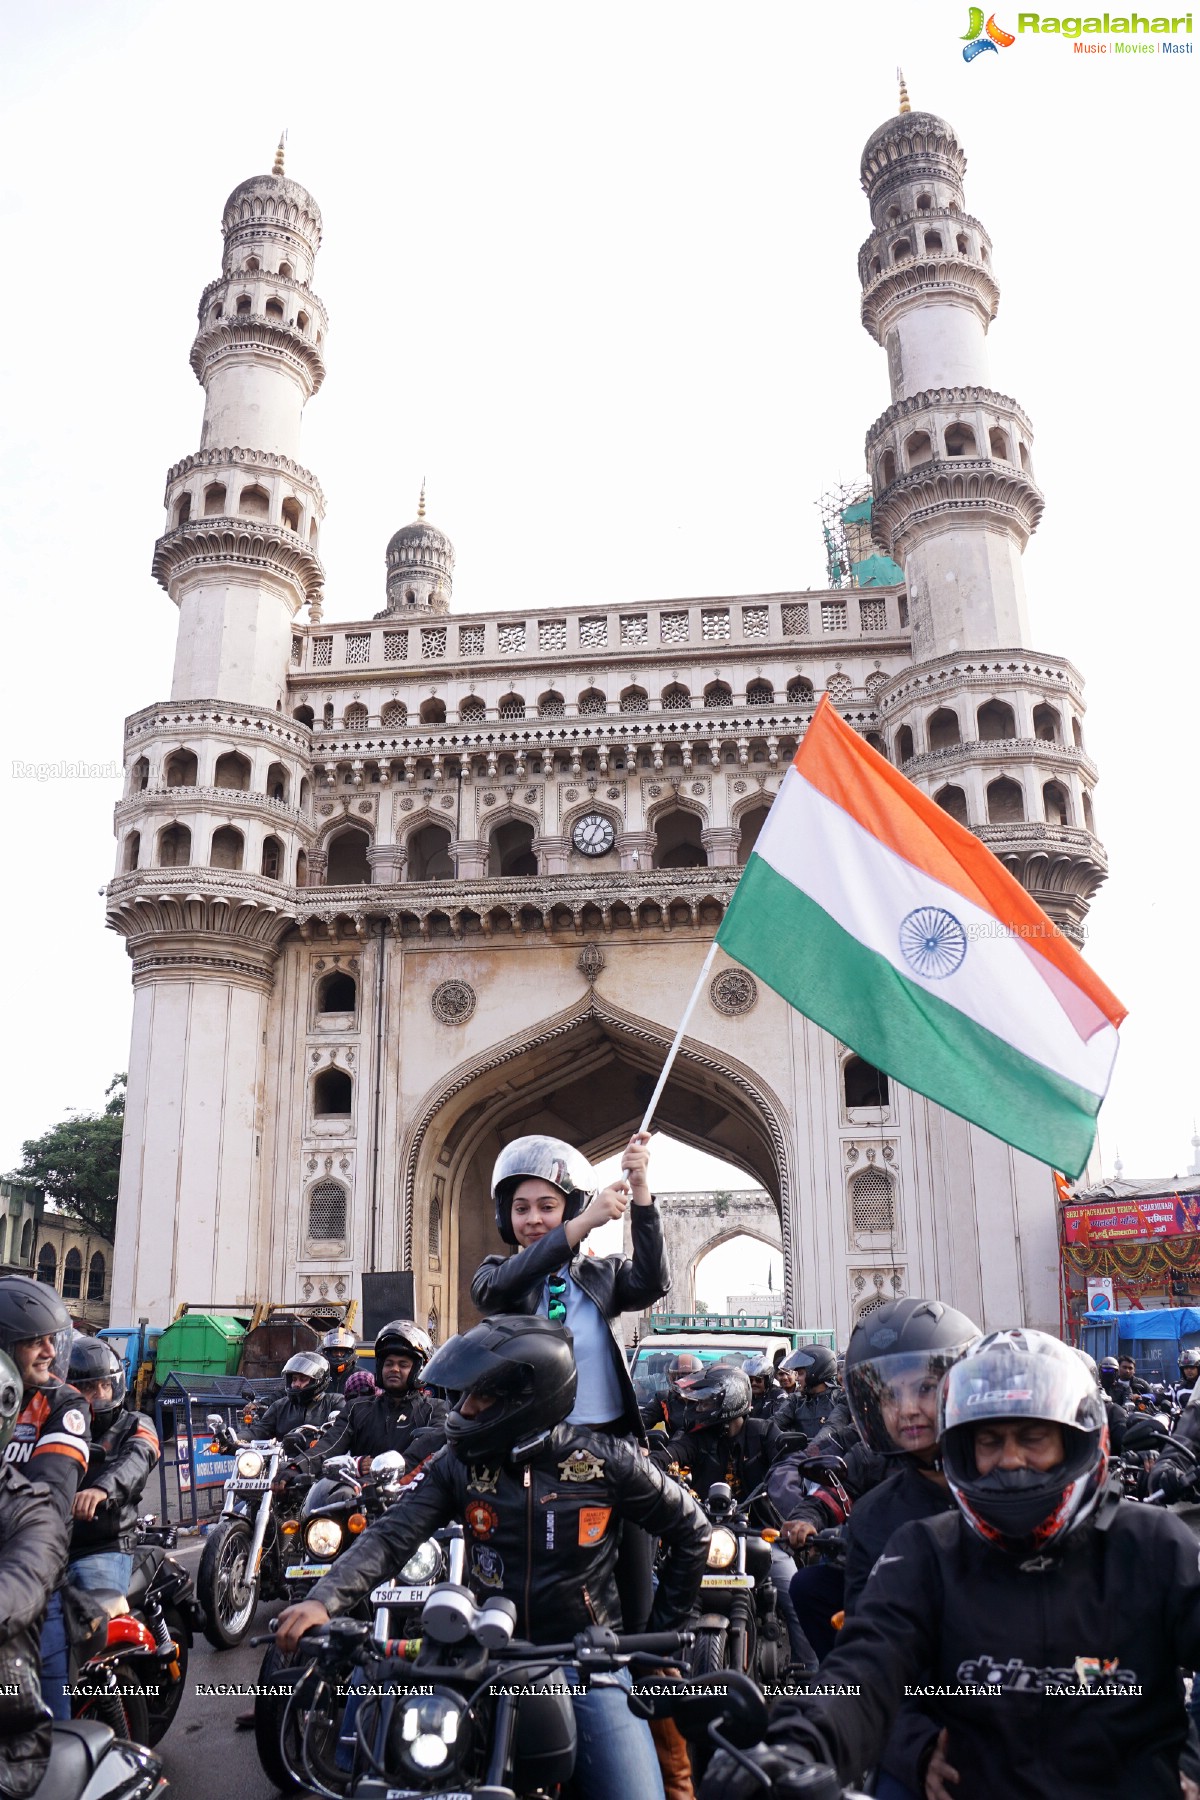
left=273, top=130, right=287, bottom=176
left=897, top=67, right=911, bottom=114
left=418, top=478, right=426, bottom=520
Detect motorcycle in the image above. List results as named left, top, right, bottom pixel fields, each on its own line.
left=43, top=1719, right=166, bottom=1800
left=125, top=1513, right=206, bottom=1743
left=282, top=1451, right=408, bottom=1604
left=198, top=1415, right=306, bottom=1648
left=690, top=1478, right=789, bottom=1685
left=253, top=1517, right=460, bottom=1793
left=67, top=1586, right=158, bottom=1745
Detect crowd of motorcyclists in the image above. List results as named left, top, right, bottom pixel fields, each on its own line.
left=5, top=1134, right=1200, bottom=1798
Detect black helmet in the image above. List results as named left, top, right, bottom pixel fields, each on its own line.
left=1180, top=1348, right=1200, bottom=1372
left=423, top=1315, right=578, bottom=1462
left=0, top=1350, right=22, bottom=1456
left=490, top=1136, right=596, bottom=1247
left=781, top=1342, right=838, bottom=1388
left=374, top=1319, right=433, bottom=1378
left=678, top=1364, right=753, bottom=1432
left=320, top=1327, right=359, bottom=1382
left=743, top=1353, right=776, bottom=1389
left=282, top=1351, right=330, bottom=1400
left=68, top=1333, right=127, bottom=1432
left=0, top=1275, right=73, bottom=1383
left=940, top=1329, right=1109, bottom=1559
left=845, top=1298, right=980, bottom=1457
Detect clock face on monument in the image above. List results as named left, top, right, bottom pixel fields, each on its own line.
left=571, top=812, right=616, bottom=857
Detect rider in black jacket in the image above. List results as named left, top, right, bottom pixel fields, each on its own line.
left=0, top=1348, right=70, bottom=1800
left=772, top=1343, right=844, bottom=1441
left=275, top=1316, right=710, bottom=1800
left=703, top=1328, right=1200, bottom=1800
left=257, top=1351, right=340, bottom=1441
left=66, top=1334, right=160, bottom=1591
left=299, top=1320, right=445, bottom=1471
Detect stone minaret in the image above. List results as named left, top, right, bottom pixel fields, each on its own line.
left=107, top=141, right=325, bottom=1320
left=861, top=82, right=1107, bottom=942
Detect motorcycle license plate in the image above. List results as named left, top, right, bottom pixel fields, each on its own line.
left=701, top=1574, right=754, bottom=1588
left=232, top=1478, right=273, bottom=1491
left=371, top=1585, right=433, bottom=1605
left=286, top=1564, right=332, bottom=1578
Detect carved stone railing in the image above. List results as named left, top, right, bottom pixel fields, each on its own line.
left=188, top=314, right=326, bottom=392
left=113, top=785, right=307, bottom=823
left=871, top=458, right=1044, bottom=553
left=865, top=386, right=1035, bottom=455
left=163, top=446, right=326, bottom=510
left=860, top=258, right=999, bottom=339
left=124, top=701, right=313, bottom=752
left=151, top=516, right=324, bottom=596
left=878, top=655, right=1084, bottom=714
left=900, top=738, right=1098, bottom=783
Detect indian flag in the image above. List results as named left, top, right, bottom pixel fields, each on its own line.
left=716, top=697, right=1124, bottom=1179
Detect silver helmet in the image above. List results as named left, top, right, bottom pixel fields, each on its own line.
left=491, top=1136, right=597, bottom=1246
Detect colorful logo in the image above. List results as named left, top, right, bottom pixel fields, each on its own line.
left=962, top=8, right=1016, bottom=57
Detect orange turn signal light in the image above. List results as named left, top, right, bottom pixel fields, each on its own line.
left=347, top=1513, right=368, bottom=1534
left=281, top=1519, right=300, bottom=1537
left=760, top=1528, right=780, bottom=1543
left=207, top=1442, right=221, bottom=1454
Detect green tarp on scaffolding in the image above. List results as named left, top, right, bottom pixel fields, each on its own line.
left=851, top=552, right=905, bottom=587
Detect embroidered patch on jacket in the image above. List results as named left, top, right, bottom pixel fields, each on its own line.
left=468, top=1464, right=501, bottom=1494
left=578, top=1506, right=612, bottom=1545
left=471, top=1544, right=505, bottom=1588
left=466, top=1500, right=500, bottom=1540
left=558, top=1449, right=605, bottom=1483
left=63, top=1409, right=88, bottom=1437
left=545, top=1509, right=556, bottom=1550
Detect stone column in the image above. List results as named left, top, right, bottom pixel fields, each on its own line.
left=702, top=826, right=740, bottom=867
left=618, top=831, right=654, bottom=872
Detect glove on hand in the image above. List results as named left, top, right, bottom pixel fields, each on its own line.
left=1149, top=1462, right=1193, bottom=1502
left=699, top=1745, right=841, bottom=1800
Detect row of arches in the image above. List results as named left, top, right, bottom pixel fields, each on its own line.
left=867, top=225, right=985, bottom=275
left=892, top=700, right=1081, bottom=761
left=876, top=424, right=1031, bottom=487
left=173, top=483, right=318, bottom=543
left=128, top=823, right=302, bottom=882
left=933, top=778, right=1095, bottom=832
left=208, top=279, right=323, bottom=345
left=133, top=749, right=311, bottom=809
left=296, top=677, right=823, bottom=733
left=34, top=1245, right=107, bottom=1302
left=0, top=1217, right=34, bottom=1265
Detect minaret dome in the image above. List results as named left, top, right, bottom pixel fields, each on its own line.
left=381, top=485, right=455, bottom=615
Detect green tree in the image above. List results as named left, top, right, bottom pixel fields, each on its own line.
left=8, top=1074, right=126, bottom=1239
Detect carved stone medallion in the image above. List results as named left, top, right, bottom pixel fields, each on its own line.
left=431, top=979, right=477, bottom=1025
left=709, top=968, right=758, bottom=1016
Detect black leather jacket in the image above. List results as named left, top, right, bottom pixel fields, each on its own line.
left=311, top=1423, right=710, bottom=1643
left=256, top=1386, right=340, bottom=1443
left=300, top=1389, right=446, bottom=1469
left=0, top=1464, right=70, bottom=1798
left=655, top=1415, right=785, bottom=1522
left=471, top=1201, right=670, bottom=1444
left=70, top=1410, right=160, bottom=1558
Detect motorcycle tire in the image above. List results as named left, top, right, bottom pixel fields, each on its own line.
left=727, top=1593, right=757, bottom=1677
left=199, top=1519, right=260, bottom=1649
left=691, top=1624, right=729, bottom=1674
left=73, top=1676, right=151, bottom=1747
left=141, top=1609, right=190, bottom=1745
left=254, top=1644, right=345, bottom=1795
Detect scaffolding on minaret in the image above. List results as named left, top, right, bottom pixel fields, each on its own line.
left=816, top=482, right=905, bottom=590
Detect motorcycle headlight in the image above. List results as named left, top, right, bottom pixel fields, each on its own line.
left=305, top=1518, right=343, bottom=1559
left=395, top=1694, right=465, bottom=1776
left=399, top=1539, right=441, bottom=1585
left=707, top=1528, right=738, bottom=1570
left=236, top=1451, right=264, bottom=1480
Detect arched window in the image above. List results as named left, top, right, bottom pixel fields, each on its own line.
left=826, top=674, right=852, bottom=702
left=935, top=785, right=969, bottom=825
left=865, top=732, right=888, bottom=759
left=850, top=1167, right=895, bottom=1233
left=317, top=969, right=357, bottom=1014
left=20, top=1219, right=34, bottom=1263
left=578, top=687, right=607, bottom=716
left=265, top=298, right=285, bottom=321
left=916, top=193, right=932, bottom=213
left=296, top=849, right=308, bottom=886
left=344, top=703, right=369, bottom=731
left=266, top=761, right=289, bottom=802
left=538, top=691, right=565, bottom=717
left=928, top=708, right=960, bottom=751
left=989, top=427, right=1010, bottom=461
left=1072, top=717, right=1084, bottom=749
left=307, top=1179, right=347, bottom=1241
left=130, top=756, right=150, bottom=795
left=174, top=493, right=192, bottom=527
left=987, top=777, right=1025, bottom=824
left=736, top=804, right=771, bottom=865
left=1043, top=781, right=1071, bottom=827
left=924, top=230, right=943, bottom=252
left=420, top=697, right=448, bottom=725
left=261, top=835, right=283, bottom=879
left=408, top=824, right=453, bottom=880
left=235, top=294, right=252, bottom=316
left=278, top=261, right=293, bottom=279
left=746, top=680, right=774, bottom=706
left=214, top=750, right=251, bottom=790
left=239, top=484, right=270, bottom=520
left=787, top=676, right=814, bottom=705
left=652, top=810, right=707, bottom=870
left=158, top=823, right=191, bottom=867
left=956, top=232, right=969, bottom=255
left=313, top=1067, right=352, bottom=1116
left=87, top=1253, right=106, bottom=1301
left=977, top=699, right=1016, bottom=741
left=880, top=449, right=897, bottom=487
left=489, top=820, right=537, bottom=878
left=297, top=310, right=310, bottom=333
left=281, top=498, right=301, bottom=533
left=323, top=703, right=334, bottom=728
left=165, top=748, right=198, bottom=787
left=704, top=681, right=733, bottom=708
left=1018, top=441, right=1032, bottom=473
left=497, top=694, right=526, bottom=721
left=293, top=704, right=315, bottom=727
left=62, top=1248, right=83, bottom=1300
left=845, top=1056, right=890, bottom=1108
left=619, top=686, right=648, bottom=714
left=896, top=725, right=914, bottom=763
left=944, top=423, right=976, bottom=457
left=892, top=238, right=912, bottom=263
left=382, top=701, right=408, bottom=729
left=244, top=256, right=260, bottom=272
left=37, top=1245, right=57, bottom=1287
left=905, top=431, right=933, bottom=469
left=886, top=205, right=901, bottom=225
left=210, top=825, right=244, bottom=870
left=326, top=827, right=371, bottom=884
left=1083, top=791, right=1095, bottom=833
left=203, top=482, right=227, bottom=517
left=458, top=697, right=486, bottom=723
left=661, top=684, right=691, bottom=711
left=1033, top=704, right=1062, bottom=744
left=123, top=831, right=141, bottom=872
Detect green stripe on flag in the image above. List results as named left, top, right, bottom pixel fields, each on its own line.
left=716, top=854, right=1101, bottom=1178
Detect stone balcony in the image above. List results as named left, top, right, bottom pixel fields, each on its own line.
left=900, top=737, right=1098, bottom=785
left=113, top=784, right=307, bottom=825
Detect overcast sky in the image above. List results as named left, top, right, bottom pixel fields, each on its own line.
left=1, top=2, right=1195, bottom=1254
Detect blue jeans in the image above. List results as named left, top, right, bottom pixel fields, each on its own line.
left=41, top=1590, right=71, bottom=1720
left=69, top=1551, right=135, bottom=1594
left=566, top=1667, right=665, bottom=1800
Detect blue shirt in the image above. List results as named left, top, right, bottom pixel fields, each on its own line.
left=542, top=1269, right=624, bottom=1426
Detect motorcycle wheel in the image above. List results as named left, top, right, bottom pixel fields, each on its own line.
left=691, top=1624, right=729, bottom=1674
left=254, top=1644, right=346, bottom=1795
left=141, top=1610, right=190, bottom=1745
left=73, top=1675, right=151, bottom=1746
left=198, top=1519, right=260, bottom=1649
left=727, top=1594, right=757, bottom=1676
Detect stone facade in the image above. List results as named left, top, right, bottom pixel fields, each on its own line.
left=106, top=106, right=1109, bottom=1345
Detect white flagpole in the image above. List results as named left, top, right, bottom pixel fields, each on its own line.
left=624, top=942, right=721, bottom=1169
